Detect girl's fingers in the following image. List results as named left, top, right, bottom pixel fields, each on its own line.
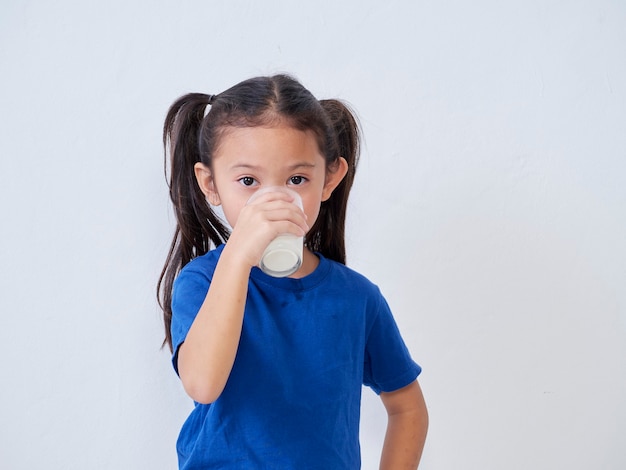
left=241, top=200, right=308, bottom=233
left=227, top=199, right=308, bottom=268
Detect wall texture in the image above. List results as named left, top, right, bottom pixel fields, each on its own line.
left=1, top=1, right=624, bottom=468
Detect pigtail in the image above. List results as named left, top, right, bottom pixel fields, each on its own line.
left=307, top=99, right=360, bottom=264
left=158, top=93, right=229, bottom=352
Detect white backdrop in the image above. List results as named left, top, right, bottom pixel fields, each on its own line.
left=1, top=1, right=625, bottom=469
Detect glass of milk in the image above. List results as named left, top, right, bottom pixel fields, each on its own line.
left=247, top=187, right=304, bottom=277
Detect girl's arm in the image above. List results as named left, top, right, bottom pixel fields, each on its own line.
left=379, top=380, right=428, bottom=469
left=176, top=192, right=308, bottom=405
left=176, top=242, right=252, bottom=404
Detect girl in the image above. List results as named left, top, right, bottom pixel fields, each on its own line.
left=158, top=74, right=428, bottom=469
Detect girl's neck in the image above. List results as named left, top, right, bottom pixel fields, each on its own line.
left=289, top=248, right=319, bottom=279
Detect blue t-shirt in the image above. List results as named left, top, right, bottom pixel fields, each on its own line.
left=171, top=245, right=421, bottom=469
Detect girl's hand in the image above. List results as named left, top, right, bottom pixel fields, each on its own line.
left=226, top=190, right=309, bottom=269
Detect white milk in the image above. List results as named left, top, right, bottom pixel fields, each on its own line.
left=259, top=233, right=303, bottom=277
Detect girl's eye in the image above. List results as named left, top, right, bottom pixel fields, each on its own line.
left=239, top=176, right=256, bottom=187
left=289, top=176, right=306, bottom=185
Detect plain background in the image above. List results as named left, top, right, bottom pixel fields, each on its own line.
left=1, top=1, right=625, bottom=468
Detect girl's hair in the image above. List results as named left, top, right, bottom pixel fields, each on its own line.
left=158, top=74, right=360, bottom=351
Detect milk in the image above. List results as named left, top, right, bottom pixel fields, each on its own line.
left=259, top=233, right=303, bottom=277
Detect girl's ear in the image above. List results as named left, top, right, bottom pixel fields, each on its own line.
left=321, top=157, right=349, bottom=201
left=194, top=163, right=221, bottom=206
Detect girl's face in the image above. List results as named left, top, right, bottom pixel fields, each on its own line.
left=194, top=125, right=348, bottom=233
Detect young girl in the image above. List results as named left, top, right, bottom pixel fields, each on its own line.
left=158, top=74, right=428, bottom=469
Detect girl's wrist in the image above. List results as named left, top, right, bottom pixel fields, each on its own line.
left=220, top=241, right=257, bottom=273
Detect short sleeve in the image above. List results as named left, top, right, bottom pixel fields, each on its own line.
left=170, top=266, right=212, bottom=375
left=362, top=294, right=421, bottom=394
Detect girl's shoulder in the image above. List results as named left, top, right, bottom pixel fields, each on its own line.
left=176, top=247, right=384, bottom=302
left=176, top=245, right=225, bottom=282
left=323, top=256, right=386, bottom=299
left=327, top=256, right=378, bottom=285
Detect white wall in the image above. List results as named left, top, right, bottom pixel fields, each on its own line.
left=1, top=1, right=624, bottom=468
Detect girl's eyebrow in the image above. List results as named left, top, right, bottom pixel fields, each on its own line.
left=287, top=162, right=317, bottom=170
left=229, top=163, right=261, bottom=171
left=229, top=162, right=317, bottom=171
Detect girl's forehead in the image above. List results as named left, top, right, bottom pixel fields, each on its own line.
left=214, top=125, right=323, bottom=159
